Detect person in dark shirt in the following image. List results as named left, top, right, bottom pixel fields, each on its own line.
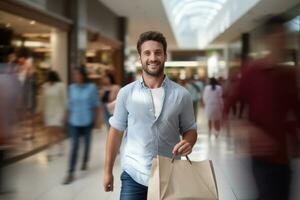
left=224, top=16, right=300, bottom=200
left=99, top=74, right=120, bottom=129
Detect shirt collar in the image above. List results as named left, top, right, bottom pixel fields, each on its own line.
left=139, top=75, right=169, bottom=88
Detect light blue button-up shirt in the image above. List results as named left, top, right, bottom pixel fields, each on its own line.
left=68, top=83, right=99, bottom=127
left=109, top=76, right=197, bottom=186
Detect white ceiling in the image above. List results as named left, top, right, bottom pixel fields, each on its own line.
left=211, top=0, right=300, bottom=45
left=98, top=0, right=178, bottom=49
left=99, top=0, right=300, bottom=50
left=162, top=0, right=228, bottom=49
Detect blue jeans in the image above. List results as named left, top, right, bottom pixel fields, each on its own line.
left=120, top=171, right=148, bottom=200
left=68, top=124, right=93, bottom=174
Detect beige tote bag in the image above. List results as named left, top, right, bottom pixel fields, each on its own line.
left=147, top=155, right=219, bottom=200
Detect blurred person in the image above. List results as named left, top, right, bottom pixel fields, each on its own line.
left=223, top=16, right=300, bottom=200
left=103, top=31, right=197, bottom=199
left=23, top=60, right=38, bottom=116
left=17, top=56, right=37, bottom=103
left=100, top=74, right=120, bottom=129
left=221, top=73, right=241, bottom=138
left=223, top=72, right=245, bottom=119
left=106, top=100, right=116, bottom=115
left=193, top=75, right=204, bottom=98
left=218, top=76, right=225, bottom=89
left=42, top=70, right=66, bottom=160
left=17, top=57, right=38, bottom=140
left=63, top=67, right=99, bottom=184
left=203, top=77, right=223, bottom=138
left=7, top=52, right=18, bottom=72
left=185, top=77, right=203, bottom=121
left=0, top=61, right=21, bottom=193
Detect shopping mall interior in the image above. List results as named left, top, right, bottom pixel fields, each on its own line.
left=0, top=0, right=299, bottom=199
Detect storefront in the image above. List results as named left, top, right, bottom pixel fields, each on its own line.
left=0, top=0, right=126, bottom=164
left=0, top=0, right=71, bottom=162
left=0, top=1, right=71, bottom=83
left=85, top=30, right=122, bottom=86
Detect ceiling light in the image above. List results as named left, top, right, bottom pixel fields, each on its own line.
left=30, top=20, right=36, bottom=25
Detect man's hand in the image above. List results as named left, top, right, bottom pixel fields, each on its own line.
left=103, top=172, right=114, bottom=192
left=172, top=140, right=192, bottom=156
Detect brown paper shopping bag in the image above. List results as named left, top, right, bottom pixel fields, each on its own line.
left=147, top=155, right=218, bottom=200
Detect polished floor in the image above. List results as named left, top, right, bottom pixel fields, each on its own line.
left=1, top=109, right=300, bottom=200
left=5, top=114, right=65, bottom=164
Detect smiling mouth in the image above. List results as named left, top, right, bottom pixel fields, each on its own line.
left=148, top=62, right=160, bottom=67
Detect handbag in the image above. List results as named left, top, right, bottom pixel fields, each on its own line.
left=147, top=155, right=219, bottom=200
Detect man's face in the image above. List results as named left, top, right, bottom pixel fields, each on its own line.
left=139, top=40, right=166, bottom=77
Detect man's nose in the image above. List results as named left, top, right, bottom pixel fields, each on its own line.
left=149, top=53, right=157, bottom=61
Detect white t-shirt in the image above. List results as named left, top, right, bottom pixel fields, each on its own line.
left=150, top=87, right=164, bottom=118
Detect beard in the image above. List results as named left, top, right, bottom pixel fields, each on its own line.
left=142, top=60, right=164, bottom=77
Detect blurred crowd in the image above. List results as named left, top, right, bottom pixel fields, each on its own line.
left=0, top=16, right=299, bottom=200
left=0, top=51, right=121, bottom=190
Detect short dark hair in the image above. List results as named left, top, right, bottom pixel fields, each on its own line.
left=137, top=31, right=167, bottom=55
left=209, top=77, right=218, bottom=90
left=74, top=66, right=90, bottom=83
left=47, top=70, right=61, bottom=82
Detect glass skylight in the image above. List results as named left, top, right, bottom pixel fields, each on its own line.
left=162, top=0, right=227, bottom=48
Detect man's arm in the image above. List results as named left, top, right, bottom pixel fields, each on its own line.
left=103, top=127, right=123, bottom=192
left=172, top=129, right=197, bottom=156
left=174, top=91, right=198, bottom=156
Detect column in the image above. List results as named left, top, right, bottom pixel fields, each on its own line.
left=241, top=33, right=250, bottom=67
left=117, top=17, right=127, bottom=85
left=68, top=0, right=87, bottom=83
left=50, top=28, right=68, bottom=84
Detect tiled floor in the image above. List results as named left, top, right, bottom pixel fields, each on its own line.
left=1, top=109, right=300, bottom=200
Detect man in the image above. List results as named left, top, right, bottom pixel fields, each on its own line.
left=103, top=31, right=197, bottom=199
left=224, top=17, right=300, bottom=200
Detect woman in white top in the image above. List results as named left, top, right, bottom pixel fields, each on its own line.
left=203, top=77, right=223, bottom=138
left=43, top=70, right=66, bottom=159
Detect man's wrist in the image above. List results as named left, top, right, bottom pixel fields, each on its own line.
left=104, top=168, right=113, bottom=174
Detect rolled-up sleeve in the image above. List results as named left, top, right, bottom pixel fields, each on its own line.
left=179, top=92, right=197, bottom=134
left=109, top=88, right=128, bottom=132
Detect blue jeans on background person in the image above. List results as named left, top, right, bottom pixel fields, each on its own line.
left=68, top=124, right=93, bottom=174
left=251, top=158, right=291, bottom=200
left=120, top=171, right=148, bottom=200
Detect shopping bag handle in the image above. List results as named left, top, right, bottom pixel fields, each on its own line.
left=171, top=154, right=192, bottom=165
